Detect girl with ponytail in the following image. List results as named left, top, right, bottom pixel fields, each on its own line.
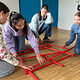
left=3, top=11, right=45, bottom=66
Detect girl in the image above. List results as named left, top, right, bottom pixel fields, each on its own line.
left=3, top=11, right=45, bottom=65
left=0, top=2, right=32, bottom=78
left=29, top=4, right=54, bottom=43
left=63, top=12, right=80, bottom=54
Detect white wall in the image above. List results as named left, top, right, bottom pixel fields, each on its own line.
left=58, top=0, right=78, bottom=30
left=0, top=0, right=19, bottom=31
left=0, top=0, right=19, bottom=12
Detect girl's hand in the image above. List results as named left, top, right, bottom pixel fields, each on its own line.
left=22, top=65, right=33, bottom=71
left=63, top=44, right=68, bottom=48
left=13, top=52, right=17, bottom=57
left=43, top=15, right=47, bottom=20
left=36, top=54, right=45, bottom=65
left=19, top=63, right=33, bottom=71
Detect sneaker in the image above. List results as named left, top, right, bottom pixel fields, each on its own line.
left=43, top=39, right=54, bottom=43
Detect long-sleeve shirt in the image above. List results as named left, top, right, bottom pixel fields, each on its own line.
left=29, top=12, right=53, bottom=38
left=0, top=27, right=19, bottom=66
left=3, top=22, right=39, bottom=54
left=65, top=23, right=80, bottom=46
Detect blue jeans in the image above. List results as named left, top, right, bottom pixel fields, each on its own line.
left=74, top=35, right=80, bottom=54
left=13, top=36, right=26, bottom=52
left=39, top=24, right=52, bottom=39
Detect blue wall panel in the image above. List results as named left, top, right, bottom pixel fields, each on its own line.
left=43, top=0, right=58, bottom=27
left=19, top=0, right=40, bottom=23
left=19, top=0, right=58, bottom=27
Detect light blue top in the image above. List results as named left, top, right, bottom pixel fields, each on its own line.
left=66, top=23, right=80, bottom=46
left=29, top=12, right=53, bottom=38
left=3, top=22, right=39, bottom=54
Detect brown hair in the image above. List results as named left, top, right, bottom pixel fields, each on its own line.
left=75, top=12, right=80, bottom=17
left=9, top=11, right=28, bottom=36
left=38, top=4, right=48, bottom=20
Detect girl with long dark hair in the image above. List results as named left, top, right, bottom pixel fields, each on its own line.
left=3, top=11, right=45, bottom=67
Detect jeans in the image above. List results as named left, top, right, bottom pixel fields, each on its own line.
left=74, top=35, right=80, bottom=54
left=13, top=36, right=26, bottom=52
left=39, top=24, right=52, bottom=39
left=0, top=59, right=15, bottom=78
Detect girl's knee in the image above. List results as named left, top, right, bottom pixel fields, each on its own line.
left=45, top=24, right=51, bottom=27
left=74, top=48, right=80, bottom=54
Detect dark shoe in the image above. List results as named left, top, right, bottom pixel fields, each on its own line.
left=43, top=39, right=54, bottom=43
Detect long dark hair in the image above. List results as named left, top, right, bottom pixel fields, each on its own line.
left=38, top=4, right=48, bottom=21
left=0, top=2, right=10, bottom=14
left=9, top=11, right=28, bottom=36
